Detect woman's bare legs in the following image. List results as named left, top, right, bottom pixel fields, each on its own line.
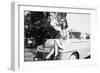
left=46, top=40, right=59, bottom=59
left=46, top=48, right=54, bottom=59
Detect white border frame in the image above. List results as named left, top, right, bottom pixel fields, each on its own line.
left=11, top=2, right=97, bottom=71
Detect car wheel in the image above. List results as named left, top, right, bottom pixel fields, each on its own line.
left=69, top=53, right=78, bottom=60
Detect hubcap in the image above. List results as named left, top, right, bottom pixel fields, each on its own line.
left=70, top=55, right=77, bottom=60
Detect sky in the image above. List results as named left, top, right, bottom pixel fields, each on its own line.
left=67, top=13, right=90, bottom=33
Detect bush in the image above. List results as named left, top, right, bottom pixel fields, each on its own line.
left=24, top=11, right=60, bottom=48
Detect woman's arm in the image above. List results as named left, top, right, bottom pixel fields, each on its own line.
left=66, top=28, right=70, bottom=40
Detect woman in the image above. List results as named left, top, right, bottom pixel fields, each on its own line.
left=46, top=13, right=70, bottom=60
left=50, top=12, right=61, bottom=31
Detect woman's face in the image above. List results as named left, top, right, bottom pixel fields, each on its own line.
left=50, top=12, right=67, bottom=30
left=50, top=13, right=57, bottom=20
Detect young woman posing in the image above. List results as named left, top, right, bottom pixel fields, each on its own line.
left=46, top=13, right=71, bottom=60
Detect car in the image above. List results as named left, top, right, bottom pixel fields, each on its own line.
left=36, top=32, right=90, bottom=60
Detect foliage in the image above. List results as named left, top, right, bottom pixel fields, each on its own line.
left=24, top=11, right=60, bottom=48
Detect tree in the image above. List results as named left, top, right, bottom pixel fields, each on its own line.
left=24, top=11, right=60, bottom=48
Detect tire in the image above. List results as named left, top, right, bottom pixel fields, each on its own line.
left=69, top=53, right=79, bottom=60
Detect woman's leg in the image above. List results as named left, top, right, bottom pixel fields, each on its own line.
left=46, top=48, right=54, bottom=59
left=45, top=40, right=59, bottom=59
left=54, top=40, right=59, bottom=57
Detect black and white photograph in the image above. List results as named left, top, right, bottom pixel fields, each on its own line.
left=24, top=11, right=91, bottom=62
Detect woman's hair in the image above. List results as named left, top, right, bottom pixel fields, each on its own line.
left=57, top=13, right=68, bottom=29
left=61, top=18, right=68, bottom=29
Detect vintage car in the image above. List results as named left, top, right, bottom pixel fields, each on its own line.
left=36, top=32, right=90, bottom=60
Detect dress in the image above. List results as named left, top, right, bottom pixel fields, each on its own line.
left=56, top=29, right=71, bottom=60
